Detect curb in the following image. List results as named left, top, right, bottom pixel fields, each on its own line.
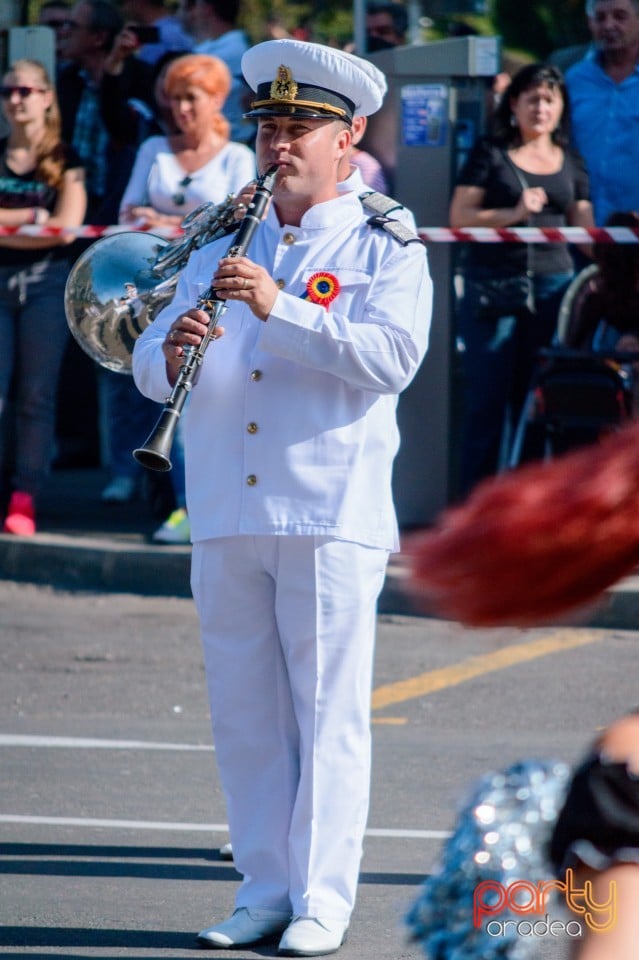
left=591, top=576, right=639, bottom=630
left=1, top=532, right=637, bottom=629
left=0, top=531, right=416, bottom=614
left=0, top=532, right=192, bottom=597
left=0, top=530, right=422, bottom=619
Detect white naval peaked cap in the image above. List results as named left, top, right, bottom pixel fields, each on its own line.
left=341, top=48, right=388, bottom=102
left=242, top=39, right=387, bottom=123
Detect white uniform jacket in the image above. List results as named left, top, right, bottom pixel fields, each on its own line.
left=132, top=190, right=433, bottom=551
left=339, top=165, right=419, bottom=231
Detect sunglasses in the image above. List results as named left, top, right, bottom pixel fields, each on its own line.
left=172, top=175, right=193, bottom=206
left=0, top=85, right=47, bottom=99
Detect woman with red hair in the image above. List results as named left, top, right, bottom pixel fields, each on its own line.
left=119, top=53, right=255, bottom=231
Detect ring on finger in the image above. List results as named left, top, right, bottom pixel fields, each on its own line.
left=243, top=278, right=248, bottom=290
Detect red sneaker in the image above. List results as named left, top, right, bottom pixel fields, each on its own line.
left=3, top=491, right=36, bottom=536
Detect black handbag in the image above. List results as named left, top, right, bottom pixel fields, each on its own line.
left=473, top=153, right=535, bottom=319
left=474, top=273, right=534, bottom=317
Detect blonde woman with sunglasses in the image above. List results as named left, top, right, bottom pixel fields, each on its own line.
left=0, top=59, right=86, bottom=536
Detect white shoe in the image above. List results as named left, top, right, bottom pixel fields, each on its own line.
left=219, top=841, right=233, bottom=860
left=101, top=475, right=137, bottom=503
left=278, top=917, right=348, bottom=957
left=152, top=507, right=190, bottom=544
left=197, top=907, right=291, bottom=949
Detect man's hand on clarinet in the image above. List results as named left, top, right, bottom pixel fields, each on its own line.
left=231, top=179, right=273, bottom=222
left=212, top=256, right=279, bottom=322
left=232, top=181, right=257, bottom=220
left=163, top=309, right=224, bottom=383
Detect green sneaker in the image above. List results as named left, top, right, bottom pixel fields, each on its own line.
left=152, top=508, right=190, bottom=544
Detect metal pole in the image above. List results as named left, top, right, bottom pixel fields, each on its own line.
left=353, top=0, right=366, bottom=54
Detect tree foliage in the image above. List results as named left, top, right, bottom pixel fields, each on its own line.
left=492, top=0, right=590, bottom=58
left=240, top=0, right=356, bottom=45
left=23, top=0, right=592, bottom=59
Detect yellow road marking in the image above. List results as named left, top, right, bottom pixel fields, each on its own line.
left=372, top=629, right=603, bottom=712
left=372, top=717, right=407, bottom=725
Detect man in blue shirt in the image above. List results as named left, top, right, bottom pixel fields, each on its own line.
left=177, top=0, right=253, bottom=145
left=566, top=0, right=639, bottom=224
left=120, top=0, right=193, bottom=65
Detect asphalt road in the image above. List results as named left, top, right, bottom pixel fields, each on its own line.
left=1, top=580, right=636, bottom=959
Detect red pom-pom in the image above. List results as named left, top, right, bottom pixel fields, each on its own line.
left=406, top=421, right=639, bottom=626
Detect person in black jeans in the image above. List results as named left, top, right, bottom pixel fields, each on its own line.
left=56, top=0, right=165, bottom=504
left=449, top=63, right=594, bottom=496
left=0, top=59, right=86, bottom=534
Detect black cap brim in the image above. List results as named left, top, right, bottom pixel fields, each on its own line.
left=245, top=80, right=355, bottom=123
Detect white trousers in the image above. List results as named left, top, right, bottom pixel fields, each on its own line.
left=190, top=535, right=389, bottom=922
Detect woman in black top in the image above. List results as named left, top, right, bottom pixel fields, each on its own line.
left=0, top=59, right=86, bottom=535
left=450, top=63, right=594, bottom=496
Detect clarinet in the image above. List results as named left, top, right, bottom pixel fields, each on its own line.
left=133, top=164, right=279, bottom=473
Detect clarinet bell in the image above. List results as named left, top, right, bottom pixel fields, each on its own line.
left=133, top=407, right=181, bottom=472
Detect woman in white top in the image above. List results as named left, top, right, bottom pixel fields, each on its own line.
left=113, top=54, right=255, bottom=542
left=119, top=53, right=256, bottom=230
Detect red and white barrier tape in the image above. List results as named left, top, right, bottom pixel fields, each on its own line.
left=3, top=224, right=639, bottom=243
left=0, top=224, right=184, bottom=239
left=416, top=226, right=639, bottom=244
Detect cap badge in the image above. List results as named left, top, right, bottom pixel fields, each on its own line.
left=270, top=65, right=298, bottom=102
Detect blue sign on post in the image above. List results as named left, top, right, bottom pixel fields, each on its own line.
left=401, top=83, right=448, bottom=147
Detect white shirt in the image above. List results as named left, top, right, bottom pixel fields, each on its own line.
left=119, top=136, right=256, bottom=219
left=133, top=191, right=432, bottom=550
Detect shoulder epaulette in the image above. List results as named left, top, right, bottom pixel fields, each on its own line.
left=359, top=190, right=424, bottom=247
left=359, top=190, right=405, bottom=218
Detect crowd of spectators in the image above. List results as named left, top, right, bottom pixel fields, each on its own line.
left=2, top=0, right=256, bottom=538
left=452, top=0, right=639, bottom=494
left=3, top=0, right=639, bottom=535
left=2, top=0, right=412, bottom=538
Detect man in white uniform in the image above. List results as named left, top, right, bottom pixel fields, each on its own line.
left=133, top=38, right=432, bottom=957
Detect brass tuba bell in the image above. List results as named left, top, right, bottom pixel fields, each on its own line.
left=63, top=198, right=241, bottom=374
left=64, top=232, right=170, bottom=374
